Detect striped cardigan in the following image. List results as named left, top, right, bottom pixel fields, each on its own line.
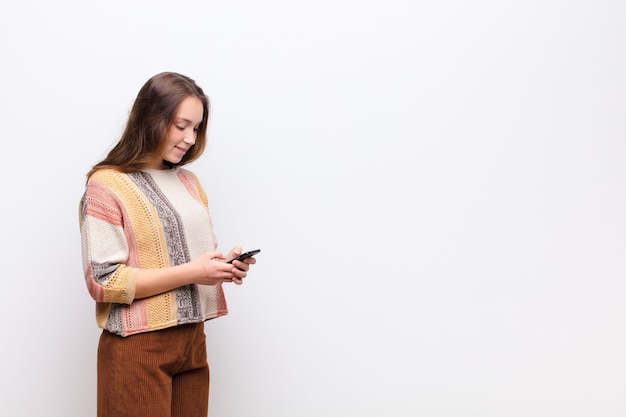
left=79, top=168, right=227, bottom=337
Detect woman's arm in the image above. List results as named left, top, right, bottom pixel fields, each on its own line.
left=133, top=252, right=236, bottom=299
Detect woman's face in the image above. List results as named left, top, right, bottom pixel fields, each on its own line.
left=146, top=95, right=204, bottom=169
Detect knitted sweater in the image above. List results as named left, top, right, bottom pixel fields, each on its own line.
left=79, top=167, right=227, bottom=337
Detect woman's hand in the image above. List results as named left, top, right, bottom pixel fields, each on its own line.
left=191, top=251, right=237, bottom=285
left=224, top=246, right=257, bottom=285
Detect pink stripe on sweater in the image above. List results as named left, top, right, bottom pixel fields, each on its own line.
left=85, top=182, right=124, bottom=227
left=123, top=298, right=149, bottom=333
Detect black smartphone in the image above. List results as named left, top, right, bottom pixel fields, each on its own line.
left=226, top=249, right=261, bottom=264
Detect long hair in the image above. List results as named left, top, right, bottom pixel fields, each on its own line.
left=87, top=72, right=210, bottom=179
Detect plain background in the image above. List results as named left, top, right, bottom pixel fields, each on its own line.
left=1, top=1, right=625, bottom=416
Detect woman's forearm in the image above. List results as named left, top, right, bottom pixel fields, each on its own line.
left=133, top=262, right=202, bottom=299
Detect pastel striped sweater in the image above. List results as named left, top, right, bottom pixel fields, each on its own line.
left=79, top=167, right=227, bottom=337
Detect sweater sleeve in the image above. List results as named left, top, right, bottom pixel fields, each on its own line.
left=79, top=180, right=137, bottom=305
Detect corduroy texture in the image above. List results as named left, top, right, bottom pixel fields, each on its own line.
left=97, top=323, right=210, bottom=417
left=79, top=168, right=228, bottom=337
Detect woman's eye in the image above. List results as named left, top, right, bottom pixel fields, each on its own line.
left=176, top=126, right=185, bottom=131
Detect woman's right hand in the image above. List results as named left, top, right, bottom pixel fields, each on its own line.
left=192, top=251, right=235, bottom=285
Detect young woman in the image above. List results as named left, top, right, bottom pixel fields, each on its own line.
left=79, top=72, right=256, bottom=417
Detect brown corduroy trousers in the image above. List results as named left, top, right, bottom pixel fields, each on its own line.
left=97, top=322, right=210, bottom=417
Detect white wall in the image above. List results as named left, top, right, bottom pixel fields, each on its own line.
left=1, top=1, right=625, bottom=416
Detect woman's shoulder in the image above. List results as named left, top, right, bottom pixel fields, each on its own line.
left=87, top=168, right=135, bottom=193
left=177, top=166, right=196, bottom=177
left=176, top=167, right=203, bottom=185
left=88, top=168, right=127, bottom=182
left=177, top=167, right=209, bottom=202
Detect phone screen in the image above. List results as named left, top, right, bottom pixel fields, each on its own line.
left=227, top=249, right=260, bottom=264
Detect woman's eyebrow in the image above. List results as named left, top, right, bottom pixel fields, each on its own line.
left=174, top=117, right=202, bottom=125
